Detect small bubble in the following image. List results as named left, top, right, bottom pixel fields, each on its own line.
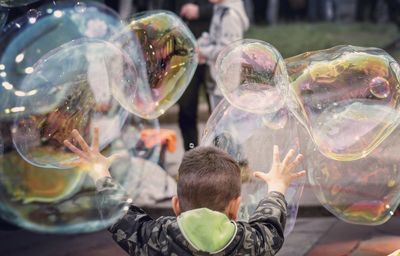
left=189, top=143, right=195, bottom=149
left=74, top=2, right=87, bottom=13
left=369, top=76, right=390, bottom=99
left=27, top=9, right=38, bottom=24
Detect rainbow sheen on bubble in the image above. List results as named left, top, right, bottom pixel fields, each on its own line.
left=0, top=0, right=40, bottom=7
left=215, top=39, right=289, bottom=113
left=286, top=45, right=400, bottom=161
left=0, top=130, right=160, bottom=233
left=0, top=3, right=162, bottom=234
left=11, top=39, right=139, bottom=169
left=112, top=11, right=198, bottom=119
left=0, top=109, right=160, bottom=233
left=306, top=126, right=400, bottom=225
left=0, top=1, right=122, bottom=120
left=201, top=99, right=304, bottom=235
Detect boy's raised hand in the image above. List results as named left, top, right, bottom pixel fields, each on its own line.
left=254, top=145, right=306, bottom=195
left=63, top=128, right=120, bottom=181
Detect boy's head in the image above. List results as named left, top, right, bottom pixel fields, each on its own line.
left=172, top=146, right=242, bottom=220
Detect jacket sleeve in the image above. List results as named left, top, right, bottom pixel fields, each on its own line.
left=240, top=191, right=287, bottom=255
left=199, top=8, right=248, bottom=62
left=95, top=177, right=165, bottom=255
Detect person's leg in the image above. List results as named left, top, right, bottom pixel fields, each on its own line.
left=386, top=0, right=400, bottom=30
left=209, top=95, right=223, bottom=111
left=253, top=0, right=267, bottom=24
left=178, top=64, right=206, bottom=151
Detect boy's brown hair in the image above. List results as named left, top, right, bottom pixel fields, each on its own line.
left=177, top=146, right=241, bottom=212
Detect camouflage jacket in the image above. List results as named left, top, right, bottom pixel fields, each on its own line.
left=96, top=177, right=287, bottom=256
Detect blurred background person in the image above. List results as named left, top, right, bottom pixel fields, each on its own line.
left=197, top=0, right=250, bottom=111
left=163, top=0, right=214, bottom=151
left=356, top=0, right=378, bottom=22
left=252, top=0, right=267, bottom=24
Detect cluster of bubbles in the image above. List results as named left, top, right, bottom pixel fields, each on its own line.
left=0, top=0, right=399, bottom=236
left=201, top=99, right=303, bottom=235
left=0, top=1, right=196, bottom=233
left=202, top=40, right=304, bottom=234
left=286, top=45, right=400, bottom=225
left=208, top=40, right=400, bottom=226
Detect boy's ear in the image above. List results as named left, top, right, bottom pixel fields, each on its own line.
left=226, top=196, right=241, bottom=221
left=172, top=196, right=181, bottom=216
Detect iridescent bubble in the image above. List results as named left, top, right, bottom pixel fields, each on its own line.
left=285, top=45, right=400, bottom=161
left=11, top=38, right=145, bottom=169
left=111, top=11, right=198, bottom=119
left=0, top=116, right=161, bottom=233
left=215, top=39, right=289, bottom=114
left=0, top=1, right=122, bottom=120
left=369, top=76, right=390, bottom=99
left=306, top=126, right=400, bottom=225
left=0, top=0, right=40, bottom=7
left=201, top=99, right=304, bottom=235
left=74, top=2, right=87, bottom=13
left=27, top=9, right=38, bottom=24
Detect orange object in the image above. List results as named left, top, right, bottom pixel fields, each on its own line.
left=140, top=129, right=177, bottom=153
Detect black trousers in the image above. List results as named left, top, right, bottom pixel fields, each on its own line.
left=178, top=64, right=208, bottom=151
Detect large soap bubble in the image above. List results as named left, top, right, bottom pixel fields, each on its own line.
left=201, top=99, right=304, bottom=235
left=285, top=45, right=400, bottom=161
left=0, top=1, right=122, bottom=120
left=215, top=39, right=289, bottom=114
left=306, top=125, right=400, bottom=225
left=0, top=112, right=161, bottom=233
left=11, top=39, right=141, bottom=169
left=111, top=11, right=198, bottom=119
left=0, top=0, right=39, bottom=7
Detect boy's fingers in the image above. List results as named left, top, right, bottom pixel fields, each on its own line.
left=72, top=129, right=90, bottom=152
left=64, top=140, right=88, bottom=160
left=108, top=152, right=127, bottom=163
left=253, top=171, right=269, bottom=181
left=60, top=159, right=84, bottom=168
left=272, top=145, right=280, bottom=163
left=92, top=127, right=99, bottom=151
left=292, top=170, right=306, bottom=179
left=287, top=154, right=303, bottom=171
left=282, top=149, right=295, bottom=167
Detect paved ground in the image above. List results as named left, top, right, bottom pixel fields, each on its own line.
left=1, top=216, right=399, bottom=255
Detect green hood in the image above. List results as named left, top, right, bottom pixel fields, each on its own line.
left=177, top=208, right=237, bottom=254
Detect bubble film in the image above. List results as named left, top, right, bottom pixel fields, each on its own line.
left=215, top=39, right=289, bottom=113
left=306, top=126, right=400, bottom=225
left=112, top=11, right=198, bottom=119
left=286, top=45, right=400, bottom=161
left=0, top=1, right=122, bottom=120
left=201, top=99, right=304, bottom=235
left=0, top=112, right=161, bottom=233
left=11, top=39, right=139, bottom=168
left=0, top=0, right=39, bottom=7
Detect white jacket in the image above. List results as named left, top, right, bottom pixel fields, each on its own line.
left=198, top=0, right=250, bottom=89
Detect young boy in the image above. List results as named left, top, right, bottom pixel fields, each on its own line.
left=197, top=0, right=250, bottom=110
left=64, top=129, right=305, bottom=255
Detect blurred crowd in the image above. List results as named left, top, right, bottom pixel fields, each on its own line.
left=102, top=0, right=400, bottom=26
